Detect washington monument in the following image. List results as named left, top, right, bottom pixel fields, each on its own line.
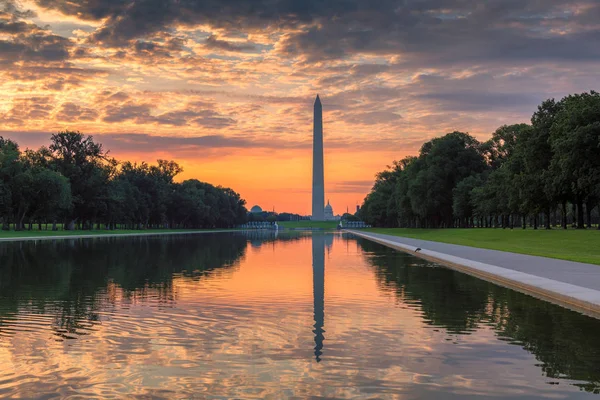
left=312, top=95, right=325, bottom=221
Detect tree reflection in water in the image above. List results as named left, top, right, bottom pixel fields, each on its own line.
left=356, top=237, right=600, bottom=394
left=0, top=233, right=249, bottom=338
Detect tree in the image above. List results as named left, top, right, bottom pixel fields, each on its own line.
left=49, top=131, right=110, bottom=229
left=482, top=124, right=530, bottom=169
left=0, top=133, right=248, bottom=232
left=453, top=174, right=484, bottom=227
left=410, top=132, right=487, bottom=227
left=341, top=213, right=359, bottom=222
left=526, top=99, right=566, bottom=228
left=550, top=91, right=600, bottom=229
left=361, top=132, right=489, bottom=228
left=361, top=162, right=402, bottom=227
left=168, top=179, right=209, bottom=228
left=0, top=137, right=20, bottom=229
left=362, top=92, right=600, bottom=230
left=30, top=169, right=72, bottom=230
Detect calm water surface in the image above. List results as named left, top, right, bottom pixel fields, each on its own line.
left=1, top=232, right=600, bottom=399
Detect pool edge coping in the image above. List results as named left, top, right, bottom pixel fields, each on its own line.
left=0, top=229, right=240, bottom=242
left=347, top=229, right=600, bottom=320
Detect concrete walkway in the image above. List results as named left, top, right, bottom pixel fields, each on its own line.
left=348, top=230, right=600, bottom=319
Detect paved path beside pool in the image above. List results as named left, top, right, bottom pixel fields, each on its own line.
left=347, top=230, right=600, bottom=319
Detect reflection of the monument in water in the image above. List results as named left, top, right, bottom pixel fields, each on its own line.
left=312, top=233, right=333, bottom=362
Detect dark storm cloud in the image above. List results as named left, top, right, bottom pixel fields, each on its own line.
left=0, top=130, right=420, bottom=155
left=0, top=32, right=71, bottom=63
left=0, top=0, right=35, bottom=19
left=134, top=40, right=170, bottom=56
left=102, top=103, right=154, bottom=123
left=90, top=133, right=272, bottom=152
left=417, top=92, right=541, bottom=112
left=105, top=91, right=130, bottom=102
left=33, top=0, right=128, bottom=20
left=34, top=0, right=342, bottom=44
left=132, top=35, right=184, bottom=59
left=204, top=35, right=257, bottom=53
left=100, top=100, right=237, bottom=128
left=0, top=131, right=305, bottom=153
left=1, top=97, right=55, bottom=124
left=3, top=65, right=108, bottom=90
left=343, top=111, right=402, bottom=125
left=331, top=180, right=374, bottom=194
left=191, top=115, right=236, bottom=129
left=182, top=90, right=307, bottom=106
left=0, top=20, right=33, bottom=33
left=29, top=0, right=600, bottom=65
left=154, top=110, right=236, bottom=128
left=152, top=110, right=208, bottom=126
left=279, top=4, right=600, bottom=64
left=0, top=2, right=73, bottom=66
left=56, top=102, right=99, bottom=122
left=408, top=73, right=547, bottom=112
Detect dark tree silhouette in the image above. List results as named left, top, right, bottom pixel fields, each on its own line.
left=0, top=131, right=248, bottom=231
left=360, top=91, right=600, bottom=229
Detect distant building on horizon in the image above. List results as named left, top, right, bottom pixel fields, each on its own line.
left=250, top=205, right=263, bottom=213
left=324, top=200, right=334, bottom=220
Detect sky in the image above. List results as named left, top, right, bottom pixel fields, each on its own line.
left=0, top=0, right=599, bottom=215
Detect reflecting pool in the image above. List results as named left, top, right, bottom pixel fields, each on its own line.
left=0, top=231, right=599, bottom=398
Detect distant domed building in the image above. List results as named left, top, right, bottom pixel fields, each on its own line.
left=250, top=205, right=263, bottom=214
left=324, top=200, right=334, bottom=221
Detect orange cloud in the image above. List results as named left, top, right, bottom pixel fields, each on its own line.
left=1, top=0, right=598, bottom=213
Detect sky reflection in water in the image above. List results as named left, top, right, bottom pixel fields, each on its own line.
left=0, top=231, right=599, bottom=399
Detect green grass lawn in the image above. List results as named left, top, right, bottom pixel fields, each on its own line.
left=364, top=228, right=600, bottom=265
left=0, top=228, right=216, bottom=239
left=279, top=220, right=339, bottom=229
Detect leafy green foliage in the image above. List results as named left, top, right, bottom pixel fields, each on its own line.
left=361, top=132, right=487, bottom=228
left=550, top=91, right=600, bottom=228
left=361, top=91, right=600, bottom=229
left=0, top=132, right=248, bottom=231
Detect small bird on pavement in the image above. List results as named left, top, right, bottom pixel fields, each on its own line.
left=415, top=248, right=422, bottom=252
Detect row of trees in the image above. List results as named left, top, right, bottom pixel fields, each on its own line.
left=0, top=131, right=248, bottom=230
left=247, top=211, right=313, bottom=223
left=360, top=91, right=600, bottom=229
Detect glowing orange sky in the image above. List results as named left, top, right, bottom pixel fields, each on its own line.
left=1, top=0, right=598, bottom=214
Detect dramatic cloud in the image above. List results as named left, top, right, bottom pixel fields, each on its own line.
left=27, top=0, right=600, bottom=63
left=0, top=0, right=598, bottom=213
left=204, top=35, right=258, bottom=53
left=102, top=102, right=154, bottom=123
left=1, top=97, right=54, bottom=124
left=154, top=110, right=236, bottom=128
left=331, top=180, right=374, bottom=194
left=0, top=28, right=71, bottom=63
left=56, top=102, right=98, bottom=121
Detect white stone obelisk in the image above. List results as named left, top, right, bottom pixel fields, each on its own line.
left=312, top=95, right=325, bottom=221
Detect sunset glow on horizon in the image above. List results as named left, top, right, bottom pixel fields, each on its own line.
left=2, top=0, right=599, bottom=214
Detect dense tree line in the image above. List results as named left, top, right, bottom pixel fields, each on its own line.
left=0, top=131, right=248, bottom=231
left=246, top=211, right=311, bottom=223
left=360, top=91, right=600, bottom=229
